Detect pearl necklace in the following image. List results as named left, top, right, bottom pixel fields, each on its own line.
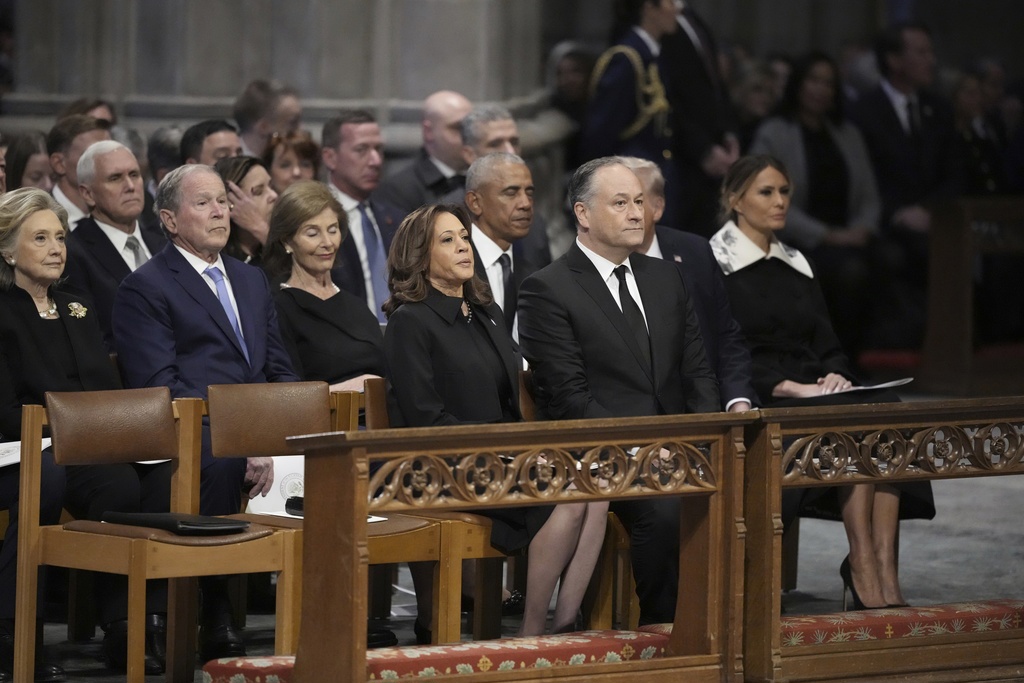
left=39, top=298, right=57, bottom=319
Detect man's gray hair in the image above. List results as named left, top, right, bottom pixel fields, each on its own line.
left=617, top=156, right=665, bottom=198
left=155, top=164, right=220, bottom=215
left=465, top=152, right=527, bottom=192
left=77, top=140, right=131, bottom=188
left=460, top=104, right=514, bottom=148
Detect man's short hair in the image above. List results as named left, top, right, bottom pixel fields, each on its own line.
left=465, top=152, right=527, bottom=192
left=147, top=125, right=184, bottom=178
left=46, top=114, right=111, bottom=156
left=233, top=79, right=298, bottom=133
left=156, top=164, right=221, bottom=215
left=617, top=156, right=665, bottom=198
left=568, top=156, right=626, bottom=210
left=77, top=140, right=131, bottom=187
left=179, top=119, right=238, bottom=164
left=874, top=21, right=931, bottom=78
left=321, top=109, right=377, bottom=151
left=460, top=105, right=514, bottom=149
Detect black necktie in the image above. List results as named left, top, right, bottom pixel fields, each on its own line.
left=613, top=265, right=651, bottom=369
left=906, top=97, right=922, bottom=138
left=498, top=253, right=515, bottom=334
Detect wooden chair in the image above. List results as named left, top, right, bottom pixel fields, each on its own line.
left=211, top=383, right=449, bottom=644
left=14, top=386, right=299, bottom=683
left=363, top=377, right=507, bottom=642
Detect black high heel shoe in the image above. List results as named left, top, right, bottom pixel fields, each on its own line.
left=840, top=556, right=887, bottom=611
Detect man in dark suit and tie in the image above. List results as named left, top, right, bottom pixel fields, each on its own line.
left=464, top=152, right=538, bottom=337
left=112, top=164, right=298, bottom=661
left=621, top=156, right=755, bottom=411
left=518, top=156, right=719, bottom=624
left=848, top=22, right=961, bottom=347
left=64, top=140, right=166, bottom=349
left=322, top=109, right=405, bottom=322
left=375, top=90, right=473, bottom=213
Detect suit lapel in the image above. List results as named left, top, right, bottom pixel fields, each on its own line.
left=163, top=245, right=248, bottom=360
left=477, top=303, right=521, bottom=417
left=631, top=254, right=668, bottom=382
left=76, top=219, right=132, bottom=282
left=567, top=245, right=653, bottom=382
left=225, top=258, right=257, bottom=363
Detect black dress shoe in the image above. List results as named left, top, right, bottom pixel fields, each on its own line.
left=412, top=618, right=431, bottom=645
left=368, top=625, right=398, bottom=648
left=502, top=589, right=525, bottom=616
left=199, top=619, right=247, bottom=662
left=0, top=628, right=66, bottom=683
left=102, top=616, right=165, bottom=675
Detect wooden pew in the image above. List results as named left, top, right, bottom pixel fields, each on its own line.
left=744, top=397, right=1024, bottom=683
left=205, top=411, right=753, bottom=683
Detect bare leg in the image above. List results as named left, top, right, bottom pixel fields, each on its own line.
left=872, top=484, right=905, bottom=605
left=838, top=484, right=886, bottom=608
left=551, top=501, right=609, bottom=632
left=518, top=504, right=586, bottom=636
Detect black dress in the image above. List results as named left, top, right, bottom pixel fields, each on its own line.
left=274, top=285, right=386, bottom=383
left=718, top=248, right=935, bottom=525
left=384, top=288, right=551, bottom=553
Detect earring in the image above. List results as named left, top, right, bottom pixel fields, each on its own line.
left=285, top=247, right=293, bottom=255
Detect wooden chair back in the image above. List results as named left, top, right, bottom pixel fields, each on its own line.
left=363, top=377, right=390, bottom=429
left=208, top=381, right=331, bottom=458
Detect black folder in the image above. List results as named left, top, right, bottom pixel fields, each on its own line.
left=101, top=512, right=251, bottom=536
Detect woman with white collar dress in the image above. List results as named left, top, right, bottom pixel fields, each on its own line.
left=710, top=155, right=933, bottom=612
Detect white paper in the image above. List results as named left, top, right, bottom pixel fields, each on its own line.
left=251, top=511, right=387, bottom=523
left=0, top=438, right=51, bottom=468
left=834, top=377, right=914, bottom=394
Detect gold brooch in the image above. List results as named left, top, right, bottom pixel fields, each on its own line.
left=67, top=302, right=88, bottom=319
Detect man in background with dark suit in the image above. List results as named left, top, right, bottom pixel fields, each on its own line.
left=112, top=164, right=298, bottom=662
left=65, top=140, right=166, bottom=348
left=375, top=90, right=472, bottom=213
left=464, top=152, right=538, bottom=338
left=518, top=156, right=718, bottom=625
left=849, top=21, right=961, bottom=347
left=621, top=156, right=754, bottom=411
left=661, top=1, right=740, bottom=237
left=322, top=109, right=404, bottom=322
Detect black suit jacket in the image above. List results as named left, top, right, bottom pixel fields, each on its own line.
left=384, top=288, right=521, bottom=427
left=518, top=243, right=719, bottom=420
left=848, top=85, right=961, bottom=225
left=0, top=286, right=120, bottom=438
left=64, top=216, right=167, bottom=349
left=470, top=238, right=540, bottom=332
left=374, top=148, right=459, bottom=213
left=654, top=226, right=755, bottom=408
left=331, top=199, right=405, bottom=305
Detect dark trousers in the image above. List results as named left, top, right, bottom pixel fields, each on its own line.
left=198, top=426, right=248, bottom=618
left=0, top=450, right=66, bottom=620
left=610, top=497, right=681, bottom=625
left=64, top=461, right=173, bottom=626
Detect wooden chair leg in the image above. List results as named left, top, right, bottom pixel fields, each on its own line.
left=166, top=576, right=198, bottom=683
left=275, top=531, right=301, bottom=654
left=13, top=562, right=39, bottom=683
left=126, top=567, right=147, bottom=683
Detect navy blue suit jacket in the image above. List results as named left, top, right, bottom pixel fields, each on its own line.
left=64, top=216, right=167, bottom=350
left=331, top=199, right=405, bottom=305
left=112, top=242, right=297, bottom=400
left=654, top=226, right=755, bottom=408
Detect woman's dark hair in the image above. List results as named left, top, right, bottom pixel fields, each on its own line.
left=263, top=180, right=347, bottom=279
left=4, top=131, right=48, bottom=191
left=383, top=204, right=492, bottom=318
left=213, top=155, right=268, bottom=258
left=718, top=154, right=791, bottom=225
left=261, top=130, right=320, bottom=188
left=778, top=50, right=844, bottom=124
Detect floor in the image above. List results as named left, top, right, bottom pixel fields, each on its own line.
left=31, top=391, right=1024, bottom=681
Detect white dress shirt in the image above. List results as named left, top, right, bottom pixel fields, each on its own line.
left=53, top=185, right=86, bottom=229
left=327, top=182, right=384, bottom=315
left=576, top=238, right=649, bottom=327
left=94, top=218, right=152, bottom=271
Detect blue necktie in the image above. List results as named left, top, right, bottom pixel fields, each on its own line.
left=204, top=266, right=250, bottom=364
left=359, top=203, right=388, bottom=323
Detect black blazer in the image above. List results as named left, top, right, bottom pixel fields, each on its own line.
left=273, top=286, right=386, bottom=384
left=848, top=85, right=962, bottom=224
left=655, top=226, right=755, bottom=408
left=331, top=199, right=405, bottom=304
left=518, top=243, right=719, bottom=420
left=0, top=286, right=120, bottom=439
left=384, top=288, right=521, bottom=427
left=374, top=148, right=458, bottom=214
left=64, top=216, right=167, bottom=349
